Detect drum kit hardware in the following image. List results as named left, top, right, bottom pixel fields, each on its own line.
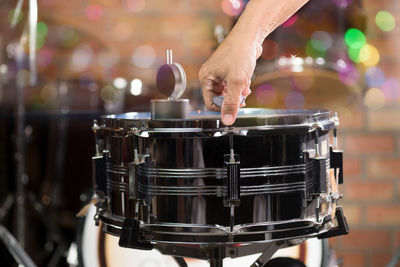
left=90, top=50, right=349, bottom=267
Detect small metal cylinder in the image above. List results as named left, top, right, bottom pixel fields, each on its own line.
left=150, top=99, right=189, bottom=120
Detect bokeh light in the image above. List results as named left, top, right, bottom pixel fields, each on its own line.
left=291, top=75, right=315, bottom=91
left=36, top=36, right=46, bottom=50
left=364, top=88, right=385, bottom=109
left=221, top=0, right=244, bottom=17
left=40, top=84, right=57, bottom=102
left=85, top=4, right=103, bottom=21
left=331, top=0, right=353, bottom=8
left=348, top=46, right=362, bottom=63
left=37, top=47, right=54, bottom=67
left=338, top=60, right=359, bottom=86
left=375, top=11, right=396, bottom=32
left=101, top=85, right=117, bottom=102
left=282, top=14, right=298, bottom=28
left=344, top=28, right=366, bottom=49
left=113, top=77, right=128, bottom=90
left=364, top=66, right=385, bottom=88
left=37, top=22, right=48, bottom=37
left=124, top=0, right=146, bottom=12
left=131, top=45, right=156, bottom=68
left=359, top=44, right=380, bottom=67
left=255, top=83, right=277, bottom=106
left=69, top=44, right=94, bottom=72
left=285, top=91, right=305, bottom=109
left=311, top=31, right=333, bottom=50
left=57, top=27, right=80, bottom=47
left=306, top=40, right=326, bottom=58
left=130, top=79, right=143, bottom=95
left=381, top=78, right=399, bottom=103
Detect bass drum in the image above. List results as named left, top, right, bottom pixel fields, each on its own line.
left=77, top=204, right=336, bottom=267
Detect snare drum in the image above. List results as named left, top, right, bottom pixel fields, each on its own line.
left=92, top=108, right=346, bottom=246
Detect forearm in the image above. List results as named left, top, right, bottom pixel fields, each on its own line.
left=229, top=0, right=310, bottom=47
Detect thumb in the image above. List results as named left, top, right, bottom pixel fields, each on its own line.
left=221, top=78, right=243, bottom=125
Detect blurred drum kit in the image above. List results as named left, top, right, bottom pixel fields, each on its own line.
left=83, top=50, right=348, bottom=267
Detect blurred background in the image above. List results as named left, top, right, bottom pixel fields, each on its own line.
left=0, top=0, right=399, bottom=266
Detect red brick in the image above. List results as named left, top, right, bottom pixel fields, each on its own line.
left=396, top=231, right=400, bottom=247
left=345, top=181, right=394, bottom=201
left=339, top=110, right=365, bottom=130
left=370, top=252, right=396, bottom=267
left=366, top=205, right=400, bottom=225
left=345, top=134, right=394, bottom=155
left=343, top=158, right=362, bottom=177
left=367, top=158, right=400, bottom=178
left=341, top=203, right=363, bottom=225
left=363, top=0, right=399, bottom=9
left=341, top=229, right=390, bottom=250
left=368, top=109, right=400, bottom=131
left=335, top=251, right=365, bottom=267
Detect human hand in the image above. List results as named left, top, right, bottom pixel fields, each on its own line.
left=198, top=0, right=309, bottom=125
left=199, top=30, right=262, bottom=125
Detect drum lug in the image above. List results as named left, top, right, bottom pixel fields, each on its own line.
left=92, top=151, right=109, bottom=196
left=128, top=153, right=152, bottom=205
left=118, top=218, right=154, bottom=250
left=223, top=154, right=241, bottom=207
left=305, top=152, right=327, bottom=195
left=330, top=146, right=344, bottom=184
left=224, top=153, right=240, bottom=232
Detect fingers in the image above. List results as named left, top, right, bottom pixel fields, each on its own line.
left=221, top=77, right=245, bottom=125
left=201, top=78, right=225, bottom=112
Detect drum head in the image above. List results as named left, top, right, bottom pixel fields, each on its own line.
left=102, top=108, right=334, bottom=132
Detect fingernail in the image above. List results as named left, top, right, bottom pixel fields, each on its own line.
left=222, top=114, right=234, bottom=125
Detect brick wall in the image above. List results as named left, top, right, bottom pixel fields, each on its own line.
left=331, top=0, right=400, bottom=265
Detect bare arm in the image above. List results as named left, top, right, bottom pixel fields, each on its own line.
left=199, top=0, right=309, bottom=125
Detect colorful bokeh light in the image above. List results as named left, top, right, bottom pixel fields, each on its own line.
left=364, top=88, right=385, bottom=109
left=365, top=66, right=385, bottom=88
left=132, top=45, right=156, bottom=68
left=85, top=4, right=103, bottom=21
left=37, top=22, right=48, bottom=37
left=282, top=14, right=298, bottom=28
left=221, top=0, right=244, bottom=17
left=359, top=44, right=380, bottom=67
left=306, top=40, right=326, bottom=58
left=58, top=27, right=80, bottom=47
left=285, top=91, right=305, bottom=109
left=381, top=78, right=399, bottom=103
left=375, top=11, right=396, bottom=32
left=255, top=83, right=277, bottom=106
left=344, top=28, right=366, bottom=49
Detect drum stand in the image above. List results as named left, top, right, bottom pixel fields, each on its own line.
left=155, top=242, right=282, bottom=267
